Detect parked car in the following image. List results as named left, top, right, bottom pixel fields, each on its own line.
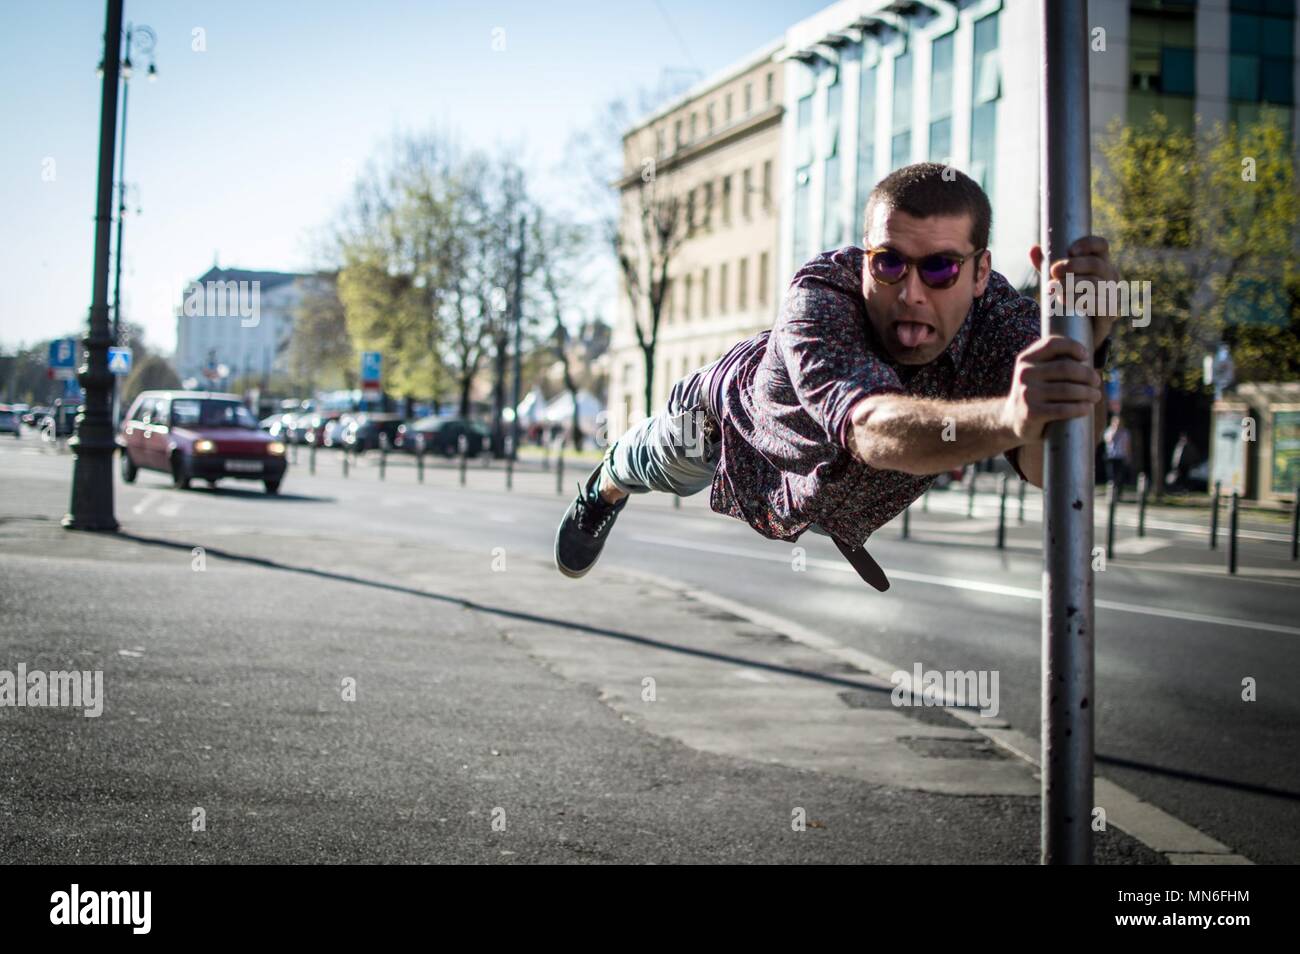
left=302, top=411, right=345, bottom=447
left=0, top=405, right=20, bottom=437
left=396, top=417, right=489, bottom=457
left=340, top=413, right=406, bottom=453
left=22, top=406, right=50, bottom=428
left=119, top=390, right=287, bottom=494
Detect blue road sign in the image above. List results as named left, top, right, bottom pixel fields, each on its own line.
left=108, top=347, right=133, bottom=376
left=360, top=351, right=382, bottom=385
left=48, top=338, right=77, bottom=380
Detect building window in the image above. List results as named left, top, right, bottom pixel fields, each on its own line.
left=891, top=49, right=913, bottom=169
left=758, top=251, right=769, bottom=306
left=683, top=273, right=693, bottom=320
left=722, top=175, right=732, bottom=225
left=1228, top=0, right=1295, bottom=131
left=856, top=60, right=878, bottom=241
left=738, top=257, right=749, bottom=309
left=929, top=32, right=955, bottom=162
left=719, top=262, right=729, bottom=314
left=702, top=181, right=714, bottom=230
left=793, top=165, right=812, bottom=264
left=656, top=127, right=666, bottom=158
left=701, top=268, right=710, bottom=318
left=762, top=159, right=773, bottom=210
left=675, top=119, right=683, bottom=149
left=686, top=187, right=696, bottom=233
left=707, top=102, right=715, bottom=133
left=725, top=92, right=733, bottom=122
left=766, top=71, right=774, bottom=103
left=823, top=77, right=844, bottom=249
left=744, top=82, right=753, bottom=113
left=690, top=112, right=697, bottom=141
left=796, top=92, right=814, bottom=167
left=742, top=167, right=753, bottom=218
left=971, top=12, right=1000, bottom=202
left=1129, top=0, right=1197, bottom=131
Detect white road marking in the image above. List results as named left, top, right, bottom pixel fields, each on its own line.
left=627, top=533, right=1300, bottom=637
left=1111, top=537, right=1172, bottom=555
left=132, top=494, right=159, bottom=516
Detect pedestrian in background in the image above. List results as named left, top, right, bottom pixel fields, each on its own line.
left=1104, top=415, right=1131, bottom=498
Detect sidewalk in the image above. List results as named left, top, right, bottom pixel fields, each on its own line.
left=0, top=464, right=1168, bottom=864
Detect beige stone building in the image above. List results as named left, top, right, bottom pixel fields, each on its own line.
left=606, top=42, right=785, bottom=434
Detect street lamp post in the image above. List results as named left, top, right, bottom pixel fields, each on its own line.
left=64, top=0, right=125, bottom=532
left=110, top=24, right=157, bottom=349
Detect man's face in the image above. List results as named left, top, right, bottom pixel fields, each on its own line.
left=861, top=205, right=990, bottom=365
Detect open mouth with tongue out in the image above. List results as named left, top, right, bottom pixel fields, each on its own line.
left=893, top=320, right=937, bottom=348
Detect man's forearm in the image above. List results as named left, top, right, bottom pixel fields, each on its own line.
left=845, top=394, right=1018, bottom=475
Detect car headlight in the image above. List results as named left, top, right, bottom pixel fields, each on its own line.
left=267, top=441, right=286, bottom=456
left=194, top=440, right=216, bottom=454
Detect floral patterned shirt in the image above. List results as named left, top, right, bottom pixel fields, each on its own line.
left=704, top=245, right=1040, bottom=547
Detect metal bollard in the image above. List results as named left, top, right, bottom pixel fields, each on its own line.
left=556, top=447, right=565, bottom=495
left=1018, top=479, right=1027, bottom=524
left=1292, top=492, right=1299, bottom=561
left=997, top=473, right=1008, bottom=549
left=309, top=443, right=316, bottom=476
left=901, top=503, right=910, bottom=540
left=506, top=455, right=513, bottom=491
left=921, top=488, right=929, bottom=512
left=417, top=447, right=424, bottom=483
left=342, top=450, right=349, bottom=478
left=379, top=447, right=386, bottom=481
left=1137, top=472, right=1148, bottom=537
left=673, top=494, right=681, bottom=509
left=967, top=467, right=977, bottom=518
left=1210, top=480, right=1221, bottom=550
left=1106, top=478, right=1118, bottom=558
left=1228, top=491, right=1239, bottom=575
left=292, top=443, right=299, bottom=465
left=459, top=450, right=467, bottom=486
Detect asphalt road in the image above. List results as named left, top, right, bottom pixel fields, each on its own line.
left=3, top=437, right=1297, bottom=862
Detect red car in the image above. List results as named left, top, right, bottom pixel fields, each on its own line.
left=119, top=390, right=288, bottom=494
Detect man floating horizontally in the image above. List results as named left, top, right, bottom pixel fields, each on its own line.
left=553, top=162, right=1119, bottom=590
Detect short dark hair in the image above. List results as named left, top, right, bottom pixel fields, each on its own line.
left=863, top=162, right=992, bottom=251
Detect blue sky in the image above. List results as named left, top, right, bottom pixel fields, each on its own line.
left=0, top=0, right=828, bottom=354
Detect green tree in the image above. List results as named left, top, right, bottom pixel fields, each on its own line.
left=122, top=354, right=181, bottom=405
left=1093, top=110, right=1297, bottom=495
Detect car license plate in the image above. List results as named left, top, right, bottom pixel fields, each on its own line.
left=225, top=460, right=263, bottom=473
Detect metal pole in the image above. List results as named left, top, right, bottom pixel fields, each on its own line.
left=556, top=444, right=564, bottom=495
left=1018, top=478, right=1027, bottom=524
left=901, top=502, right=910, bottom=540
left=379, top=446, right=386, bottom=480
left=1291, top=491, right=1298, bottom=561
left=109, top=50, right=129, bottom=431
left=1137, top=472, right=1148, bottom=537
left=1210, top=480, right=1221, bottom=549
left=1228, top=491, right=1239, bottom=575
left=922, top=487, right=929, bottom=512
left=997, top=473, right=1008, bottom=549
left=459, top=447, right=467, bottom=486
left=64, top=0, right=124, bottom=533
left=309, top=442, right=316, bottom=475
left=1039, top=0, right=1095, bottom=865
left=417, top=446, right=424, bottom=483
left=967, top=465, right=977, bottom=517
left=508, top=212, right=526, bottom=467
left=1106, top=478, right=1118, bottom=558
left=342, top=450, right=349, bottom=478
left=506, top=455, right=513, bottom=491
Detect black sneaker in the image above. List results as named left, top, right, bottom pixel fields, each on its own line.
left=554, top=464, right=628, bottom=578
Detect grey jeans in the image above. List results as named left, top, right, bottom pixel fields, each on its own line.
left=601, top=359, right=722, bottom=497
